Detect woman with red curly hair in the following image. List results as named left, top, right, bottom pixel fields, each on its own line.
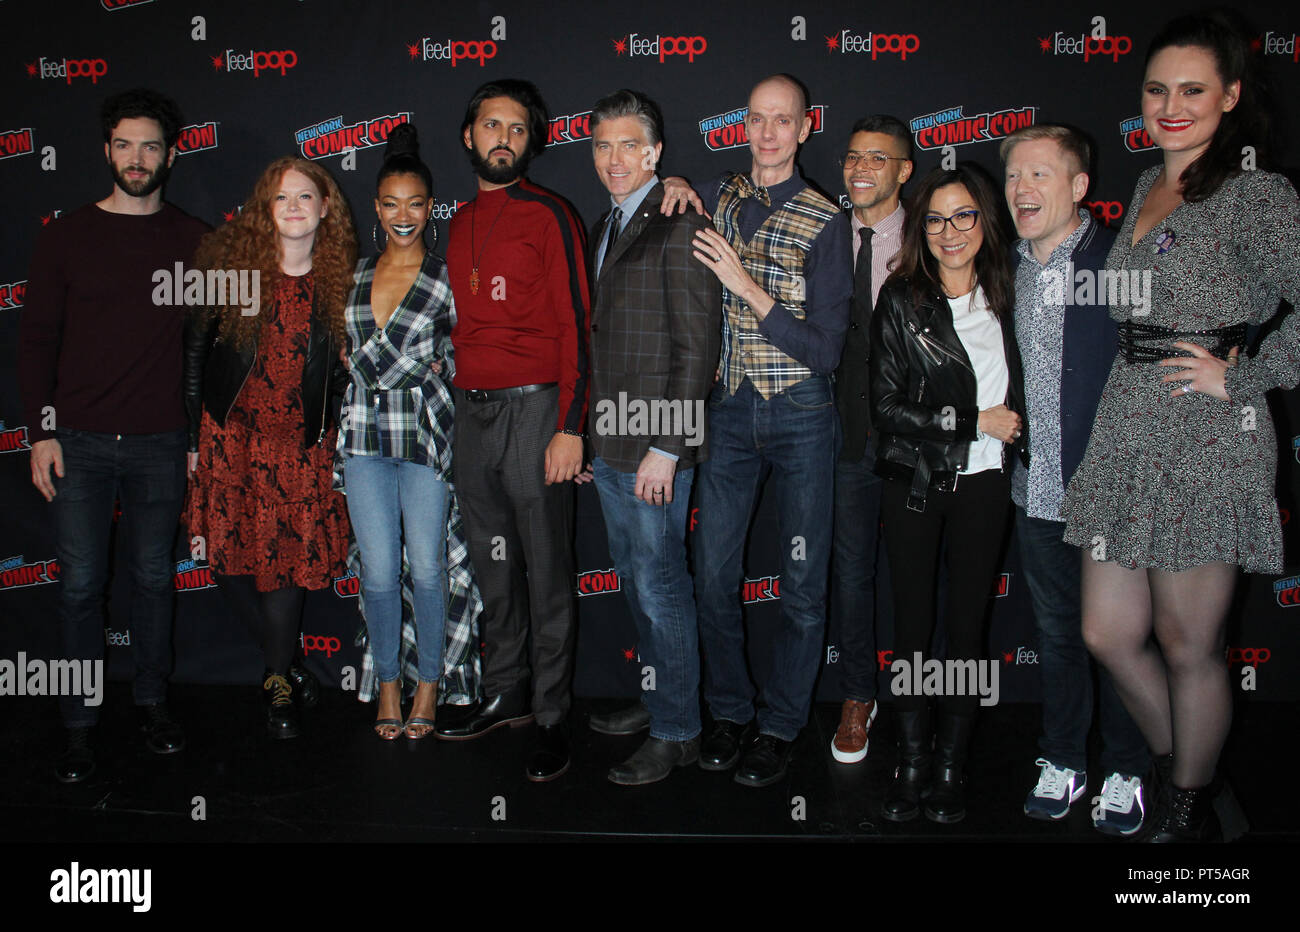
left=183, top=157, right=357, bottom=738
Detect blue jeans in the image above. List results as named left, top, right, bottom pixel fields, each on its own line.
left=51, top=428, right=187, bottom=727
left=1016, top=507, right=1149, bottom=776
left=694, top=376, right=838, bottom=742
left=343, top=454, right=450, bottom=684
left=592, top=456, right=700, bottom=742
left=831, top=444, right=883, bottom=702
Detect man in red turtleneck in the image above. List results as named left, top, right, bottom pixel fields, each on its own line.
left=434, top=79, right=590, bottom=784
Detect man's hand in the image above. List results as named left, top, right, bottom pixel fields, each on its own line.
left=693, top=228, right=775, bottom=320
left=634, top=450, right=677, bottom=506
left=660, top=177, right=709, bottom=217
left=544, top=432, right=584, bottom=485
left=572, top=463, right=594, bottom=485
left=31, top=438, right=64, bottom=502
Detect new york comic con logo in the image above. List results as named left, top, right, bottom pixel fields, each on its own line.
left=548, top=110, right=593, bottom=147
left=824, top=28, right=919, bottom=59
left=101, top=0, right=155, bottom=9
left=0, top=554, right=59, bottom=589
left=0, top=279, right=26, bottom=309
left=909, top=104, right=1036, bottom=150
left=295, top=112, right=411, bottom=160
left=576, top=568, right=621, bottom=597
left=175, top=122, right=218, bottom=156
left=0, top=128, right=34, bottom=161
left=1118, top=116, right=1156, bottom=153
left=26, top=56, right=108, bottom=84
left=1274, top=573, right=1300, bottom=606
left=698, top=104, right=826, bottom=152
left=173, top=558, right=216, bottom=591
left=611, top=33, right=707, bottom=62
left=0, top=420, right=32, bottom=454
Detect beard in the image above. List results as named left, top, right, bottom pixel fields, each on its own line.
left=468, top=143, right=530, bottom=185
left=110, top=159, right=170, bottom=198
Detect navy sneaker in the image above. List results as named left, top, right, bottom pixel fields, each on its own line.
left=1092, top=771, right=1146, bottom=836
left=1024, top=758, right=1087, bottom=820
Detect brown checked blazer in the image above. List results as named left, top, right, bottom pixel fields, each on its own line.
left=587, top=181, right=722, bottom=473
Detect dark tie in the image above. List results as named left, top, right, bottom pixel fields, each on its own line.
left=600, top=207, right=622, bottom=275
left=853, top=227, right=874, bottom=327
left=734, top=175, right=771, bottom=207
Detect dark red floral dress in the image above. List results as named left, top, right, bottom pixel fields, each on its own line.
left=185, top=273, right=351, bottom=590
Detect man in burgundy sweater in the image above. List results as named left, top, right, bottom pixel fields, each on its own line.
left=434, top=79, right=591, bottom=783
left=19, top=89, right=209, bottom=783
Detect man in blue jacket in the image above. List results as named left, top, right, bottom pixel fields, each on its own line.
left=1002, top=125, right=1149, bottom=835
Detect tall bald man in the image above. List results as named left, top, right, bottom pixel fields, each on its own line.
left=689, top=74, right=852, bottom=787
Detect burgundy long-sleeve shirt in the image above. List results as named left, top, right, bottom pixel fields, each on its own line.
left=446, top=179, right=590, bottom=433
left=18, top=203, right=210, bottom=441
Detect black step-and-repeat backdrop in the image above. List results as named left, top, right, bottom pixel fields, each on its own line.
left=2, top=0, right=1298, bottom=705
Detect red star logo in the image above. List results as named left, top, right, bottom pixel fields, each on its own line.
left=1038, top=36, right=1051, bottom=53
left=825, top=34, right=840, bottom=52
left=26, top=61, right=38, bottom=77
left=622, top=647, right=636, bottom=661
left=210, top=54, right=224, bottom=70
left=407, top=42, right=420, bottom=60
left=223, top=209, right=236, bottom=222
left=1002, top=652, right=1014, bottom=664
left=1250, top=35, right=1263, bottom=53
left=612, top=36, right=628, bottom=55
left=41, top=214, right=53, bottom=226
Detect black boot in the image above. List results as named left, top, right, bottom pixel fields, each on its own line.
left=925, top=708, right=973, bottom=824
left=882, top=707, right=931, bottom=823
left=1138, top=752, right=1174, bottom=841
left=287, top=661, right=320, bottom=710
left=1148, top=784, right=1220, bottom=843
left=263, top=671, right=301, bottom=739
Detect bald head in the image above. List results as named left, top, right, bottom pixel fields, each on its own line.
left=750, top=74, right=808, bottom=115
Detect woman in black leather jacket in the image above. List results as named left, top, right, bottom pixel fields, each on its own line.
left=183, top=156, right=357, bottom=738
left=869, top=163, right=1027, bottom=824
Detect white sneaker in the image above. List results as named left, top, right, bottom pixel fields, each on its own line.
left=1024, top=758, right=1087, bottom=820
left=1092, top=772, right=1145, bottom=836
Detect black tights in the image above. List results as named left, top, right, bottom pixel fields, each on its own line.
left=216, top=574, right=306, bottom=675
left=1080, top=557, right=1235, bottom=788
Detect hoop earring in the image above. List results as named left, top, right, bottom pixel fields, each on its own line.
left=425, top=222, right=438, bottom=252
left=371, top=223, right=388, bottom=254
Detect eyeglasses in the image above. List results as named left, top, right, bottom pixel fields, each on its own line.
left=839, top=151, right=908, bottom=170
left=923, top=210, right=980, bottom=235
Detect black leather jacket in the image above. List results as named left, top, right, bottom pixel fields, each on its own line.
left=182, top=288, right=348, bottom=452
left=868, top=276, right=1028, bottom=509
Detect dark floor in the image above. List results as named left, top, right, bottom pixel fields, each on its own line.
left=2, top=683, right=1293, bottom=844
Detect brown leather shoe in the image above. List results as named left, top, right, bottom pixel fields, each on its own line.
left=831, top=699, right=877, bottom=764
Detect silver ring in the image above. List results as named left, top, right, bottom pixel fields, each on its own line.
left=1184, top=384, right=1196, bottom=395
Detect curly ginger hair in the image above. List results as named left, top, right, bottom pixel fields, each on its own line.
left=194, top=156, right=357, bottom=348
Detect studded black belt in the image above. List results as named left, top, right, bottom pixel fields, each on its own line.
left=1117, top=321, right=1246, bottom=363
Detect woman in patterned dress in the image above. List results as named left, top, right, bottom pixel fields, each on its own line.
left=1060, top=13, right=1300, bottom=840
left=184, top=157, right=357, bottom=738
left=337, top=124, right=460, bottom=740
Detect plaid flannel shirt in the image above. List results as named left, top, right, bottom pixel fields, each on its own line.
left=714, top=173, right=841, bottom=398
left=338, top=253, right=456, bottom=478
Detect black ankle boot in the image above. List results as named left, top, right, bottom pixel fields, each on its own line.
left=882, top=707, right=931, bottom=823
left=1148, top=784, right=1220, bottom=842
left=925, top=708, right=973, bottom=824
left=263, top=671, right=300, bottom=739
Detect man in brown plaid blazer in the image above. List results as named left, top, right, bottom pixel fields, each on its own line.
left=583, top=89, right=721, bottom=786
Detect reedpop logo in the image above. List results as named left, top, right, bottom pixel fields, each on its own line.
left=209, top=49, right=297, bottom=76
left=409, top=17, right=506, bottom=67
left=1037, top=17, right=1133, bottom=61
left=26, top=56, right=108, bottom=84
left=612, top=33, right=708, bottom=62
left=1255, top=31, right=1299, bottom=62
left=824, top=28, right=919, bottom=59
